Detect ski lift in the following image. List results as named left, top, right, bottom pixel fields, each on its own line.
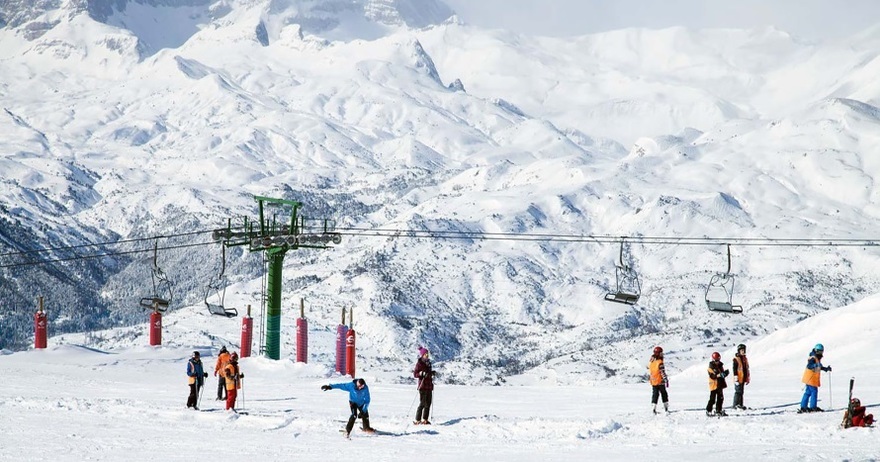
left=604, top=239, right=641, bottom=305
left=205, top=245, right=237, bottom=317
left=139, top=241, right=173, bottom=312
left=705, top=244, right=743, bottom=314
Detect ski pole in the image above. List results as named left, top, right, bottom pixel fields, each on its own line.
left=828, top=371, right=832, bottom=409
left=240, top=377, right=245, bottom=413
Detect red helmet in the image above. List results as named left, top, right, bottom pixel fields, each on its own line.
left=653, top=346, right=663, bottom=355
left=711, top=352, right=721, bottom=361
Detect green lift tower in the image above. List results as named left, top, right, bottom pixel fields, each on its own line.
left=213, top=196, right=341, bottom=360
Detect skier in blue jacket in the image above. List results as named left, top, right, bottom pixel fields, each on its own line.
left=321, top=378, right=375, bottom=437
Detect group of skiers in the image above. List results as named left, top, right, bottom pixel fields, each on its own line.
left=185, top=345, right=243, bottom=411
left=649, top=342, right=873, bottom=427
left=185, top=344, right=436, bottom=437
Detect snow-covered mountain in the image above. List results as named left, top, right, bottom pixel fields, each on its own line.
left=2, top=0, right=880, bottom=384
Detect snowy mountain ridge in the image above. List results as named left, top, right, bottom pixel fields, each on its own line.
left=1, top=0, right=880, bottom=385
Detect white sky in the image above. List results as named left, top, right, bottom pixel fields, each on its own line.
left=443, top=0, right=880, bottom=41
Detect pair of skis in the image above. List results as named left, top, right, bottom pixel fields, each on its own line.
left=841, top=377, right=855, bottom=429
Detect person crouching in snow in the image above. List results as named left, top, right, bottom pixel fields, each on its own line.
left=222, top=352, right=243, bottom=411
left=413, top=346, right=437, bottom=425
left=648, top=346, right=669, bottom=414
left=186, top=351, right=208, bottom=410
left=799, top=343, right=831, bottom=413
left=844, top=398, right=874, bottom=427
left=321, top=378, right=375, bottom=437
left=706, top=352, right=730, bottom=416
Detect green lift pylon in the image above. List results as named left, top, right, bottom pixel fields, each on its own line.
left=213, top=196, right=341, bottom=360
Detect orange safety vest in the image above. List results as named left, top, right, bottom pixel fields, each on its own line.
left=648, top=357, right=666, bottom=386
left=223, top=362, right=241, bottom=391
left=215, top=352, right=231, bottom=375
left=733, top=354, right=749, bottom=384
left=802, top=356, right=822, bottom=387
left=707, top=361, right=727, bottom=391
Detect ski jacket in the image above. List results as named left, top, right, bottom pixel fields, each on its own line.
left=851, top=406, right=872, bottom=427
left=801, top=352, right=824, bottom=387
left=648, top=356, right=667, bottom=386
left=414, top=357, right=434, bottom=391
left=733, top=353, right=750, bottom=384
left=214, top=351, right=231, bottom=375
left=707, top=360, right=728, bottom=391
left=223, top=362, right=241, bottom=391
left=187, top=358, right=205, bottom=386
left=330, top=380, right=371, bottom=411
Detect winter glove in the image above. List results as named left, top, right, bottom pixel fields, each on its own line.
left=214, top=371, right=218, bottom=377
left=431, top=370, right=437, bottom=377
left=665, top=380, right=670, bottom=388
left=822, top=366, right=832, bottom=372
left=419, top=371, right=426, bottom=378
left=203, top=372, right=209, bottom=378
left=240, top=373, right=244, bottom=378
left=723, top=370, right=730, bottom=377
left=321, top=385, right=331, bottom=391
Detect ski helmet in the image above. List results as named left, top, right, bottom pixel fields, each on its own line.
left=653, top=346, right=663, bottom=355
left=192, top=351, right=200, bottom=357
left=711, top=352, right=721, bottom=361
left=230, top=352, right=239, bottom=361
left=852, top=398, right=861, bottom=407
left=814, top=343, right=824, bottom=352
left=220, top=346, right=228, bottom=353
left=737, top=344, right=746, bottom=353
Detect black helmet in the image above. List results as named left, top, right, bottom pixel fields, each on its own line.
left=220, top=346, right=228, bottom=353
left=737, top=344, right=746, bottom=353
left=192, top=351, right=200, bottom=357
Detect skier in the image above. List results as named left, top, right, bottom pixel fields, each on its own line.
left=321, top=378, right=375, bottom=438
left=843, top=398, right=874, bottom=427
left=648, top=346, right=669, bottom=414
left=706, top=352, right=730, bottom=416
left=186, top=351, right=208, bottom=410
left=731, top=343, right=750, bottom=410
left=214, top=346, right=231, bottom=401
left=222, top=352, right=244, bottom=411
left=413, top=346, right=436, bottom=425
left=799, top=343, right=831, bottom=413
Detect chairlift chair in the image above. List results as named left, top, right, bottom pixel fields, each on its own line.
left=205, top=245, right=238, bottom=317
left=604, top=240, right=641, bottom=305
left=139, top=241, right=173, bottom=313
left=705, top=244, right=743, bottom=314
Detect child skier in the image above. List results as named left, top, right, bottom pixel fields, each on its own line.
left=222, top=352, right=243, bottom=411
left=843, top=398, right=874, bottom=427
left=321, top=378, right=376, bottom=437
left=413, top=346, right=436, bottom=425
left=706, top=352, right=730, bottom=416
left=731, top=343, right=750, bottom=410
left=799, top=343, right=831, bottom=413
left=648, top=346, right=669, bottom=414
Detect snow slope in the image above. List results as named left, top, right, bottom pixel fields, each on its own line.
left=2, top=295, right=879, bottom=461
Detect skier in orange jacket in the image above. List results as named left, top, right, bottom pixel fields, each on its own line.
left=214, top=346, right=231, bottom=401
left=648, top=346, right=669, bottom=414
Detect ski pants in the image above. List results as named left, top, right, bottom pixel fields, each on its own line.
left=733, top=382, right=745, bottom=407
left=801, top=385, right=818, bottom=409
left=707, top=389, right=724, bottom=413
left=187, top=383, right=202, bottom=409
left=226, top=388, right=238, bottom=410
left=416, top=389, right=433, bottom=421
left=217, top=376, right=226, bottom=400
left=651, top=384, right=668, bottom=404
left=346, top=401, right=370, bottom=434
